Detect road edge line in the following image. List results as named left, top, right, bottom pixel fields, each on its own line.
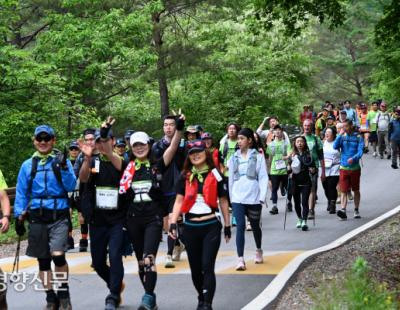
left=242, top=205, right=400, bottom=310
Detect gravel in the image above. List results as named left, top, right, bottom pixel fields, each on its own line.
left=273, top=213, right=400, bottom=310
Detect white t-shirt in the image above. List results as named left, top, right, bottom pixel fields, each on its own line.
left=323, top=140, right=340, bottom=177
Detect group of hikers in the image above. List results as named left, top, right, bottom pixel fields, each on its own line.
left=0, top=99, right=399, bottom=310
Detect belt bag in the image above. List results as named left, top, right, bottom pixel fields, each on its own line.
left=95, top=187, right=118, bottom=210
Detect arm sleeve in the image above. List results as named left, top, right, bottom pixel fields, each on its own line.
left=14, top=161, right=30, bottom=218
left=61, top=160, right=77, bottom=192
left=217, top=178, right=228, bottom=198
left=175, top=174, right=186, bottom=196
left=257, top=154, right=269, bottom=203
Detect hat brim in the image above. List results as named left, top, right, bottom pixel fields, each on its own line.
left=130, top=139, right=148, bottom=146
left=188, top=147, right=205, bottom=154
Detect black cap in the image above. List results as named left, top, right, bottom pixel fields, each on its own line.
left=115, top=138, right=126, bottom=147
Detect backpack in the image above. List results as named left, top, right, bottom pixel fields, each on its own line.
left=221, top=139, right=238, bottom=163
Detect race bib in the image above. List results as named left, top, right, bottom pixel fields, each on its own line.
left=132, top=180, right=152, bottom=203
left=324, top=158, right=333, bottom=168
left=275, top=159, right=287, bottom=170
left=96, top=187, right=118, bottom=210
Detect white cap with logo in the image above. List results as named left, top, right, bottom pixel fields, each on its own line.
left=130, top=131, right=150, bottom=146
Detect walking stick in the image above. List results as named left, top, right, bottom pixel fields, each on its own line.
left=10, top=236, right=21, bottom=283
left=284, top=177, right=291, bottom=230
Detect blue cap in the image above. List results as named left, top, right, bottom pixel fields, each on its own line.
left=69, top=141, right=79, bottom=149
left=115, top=138, right=126, bottom=147
left=34, top=125, right=55, bottom=137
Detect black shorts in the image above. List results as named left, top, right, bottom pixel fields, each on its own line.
left=26, top=219, right=69, bottom=258
left=369, top=131, right=378, bottom=143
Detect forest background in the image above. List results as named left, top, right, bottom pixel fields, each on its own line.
left=1, top=0, right=400, bottom=184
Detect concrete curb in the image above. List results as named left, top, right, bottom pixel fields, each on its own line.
left=242, top=205, right=400, bottom=310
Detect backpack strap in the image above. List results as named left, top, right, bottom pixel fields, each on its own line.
left=28, top=157, right=39, bottom=199
left=222, top=139, right=229, bottom=162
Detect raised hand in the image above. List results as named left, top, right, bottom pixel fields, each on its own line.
left=78, top=139, right=94, bottom=157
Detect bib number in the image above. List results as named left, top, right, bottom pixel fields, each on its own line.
left=96, top=187, right=118, bottom=210
left=275, top=159, right=287, bottom=170
left=132, top=180, right=152, bottom=203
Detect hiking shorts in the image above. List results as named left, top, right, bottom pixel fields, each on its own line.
left=369, top=131, right=378, bottom=143
left=26, top=218, right=69, bottom=258
left=339, top=169, right=361, bottom=193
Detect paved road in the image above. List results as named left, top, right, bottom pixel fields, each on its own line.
left=3, top=155, right=400, bottom=309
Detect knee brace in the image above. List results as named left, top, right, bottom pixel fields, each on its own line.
left=52, top=255, right=67, bottom=267
left=143, top=255, right=155, bottom=272
left=38, top=258, right=52, bottom=271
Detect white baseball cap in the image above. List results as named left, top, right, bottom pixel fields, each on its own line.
left=130, top=131, right=150, bottom=146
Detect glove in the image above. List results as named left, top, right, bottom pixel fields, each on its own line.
left=15, top=220, right=26, bottom=236
left=224, top=226, right=231, bottom=239
left=175, top=116, right=185, bottom=131
left=100, top=124, right=112, bottom=139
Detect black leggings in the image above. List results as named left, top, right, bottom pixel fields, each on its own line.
left=293, top=183, right=311, bottom=220
left=322, top=176, right=339, bottom=202
left=183, top=220, right=222, bottom=305
left=270, top=175, right=287, bottom=204
left=126, top=215, right=163, bottom=295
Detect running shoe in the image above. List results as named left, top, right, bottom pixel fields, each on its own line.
left=373, top=152, right=377, bottom=157
left=138, top=293, right=158, bottom=310
left=354, top=210, right=361, bottom=219
left=255, top=249, right=263, bottom=264
left=301, top=220, right=308, bottom=231
left=337, top=209, right=347, bottom=220
left=269, top=206, right=278, bottom=215
left=59, top=298, right=72, bottom=310
left=235, top=258, right=246, bottom=271
left=172, top=244, right=185, bottom=261
left=296, top=219, right=302, bottom=228
left=308, top=209, right=315, bottom=220
left=164, top=255, right=175, bottom=268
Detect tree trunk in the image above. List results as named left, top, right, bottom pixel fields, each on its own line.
left=152, top=12, right=169, bottom=118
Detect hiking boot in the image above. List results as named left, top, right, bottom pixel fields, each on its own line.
left=308, top=209, right=315, bottom=220
left=79, top=239, right=88, bottom=252
left=269, top=206, right=278, bottom=215
left=329, top=201, right=336, bottom=214
left=59, top=297, right=72, bottom=310
left=235, top=258, right=246, bottom=271
left=138, top=293, right=157, bottom=310
left=164, top=255, right=175, bottom=268
left=67, top=236, right=75, bottom=250
left=391, top=164, right=399, bottom=169
left=172, top=243, right=185, bottom=261
left=301, top=220, right=308, bottom=231
left=287, top=202, right=293, bottom=212
left=255, top=249, right=263, bottom=264
left=296, top=219, right=302, bottom=229
left=354, top=209, right=361, bottom=219
left=337, top=209, right=347, bottom=220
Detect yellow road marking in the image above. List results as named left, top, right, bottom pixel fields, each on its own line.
left=218, top=251, right=303, bottom=275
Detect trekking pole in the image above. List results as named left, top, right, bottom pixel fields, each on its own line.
left=283, top=177, right=291, bottom=230
left=10, top=236, right=21, bottom=283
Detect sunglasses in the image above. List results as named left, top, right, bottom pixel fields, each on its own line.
left=187, top=140, right=205, bottom=149
left=35, top=135, right=53, bottom=142
left=69, top=147, right=79, bottom=151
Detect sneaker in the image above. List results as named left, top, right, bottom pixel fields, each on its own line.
left=354, top=210, right=361, bottom=219
left=348, top=192, right=354, bottom=201
left=391, top=164, right=399, bottom=169
left=301, top=220, right=308, bottom=231
left=79, top=239, right=88, bottom=252
left=235, top=258, right=246, bottom=271
left=67, top=236, right=75, bottom=250
left=172, top=244, right=185, bottom=261
left=337, top=209, right=347, bottom=220
left=59, top=297, right=72, bottom=310
left=373, top=152, right=377, bottom=157
left=255, top=249, right=263, bottom=264
left=308, top=209, right=315, bottom=220
left=287, top=202, right=293, bottom=212
left=138, top=293, right=157, bottom=310
left=269, top=206, right=278, bottom=215
left=296, top=219, right=302, bottom=229
left=164, top=255, right=175, bottom=268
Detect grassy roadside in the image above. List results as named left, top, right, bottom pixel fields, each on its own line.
left=275, top=214, right=400, bottom=309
